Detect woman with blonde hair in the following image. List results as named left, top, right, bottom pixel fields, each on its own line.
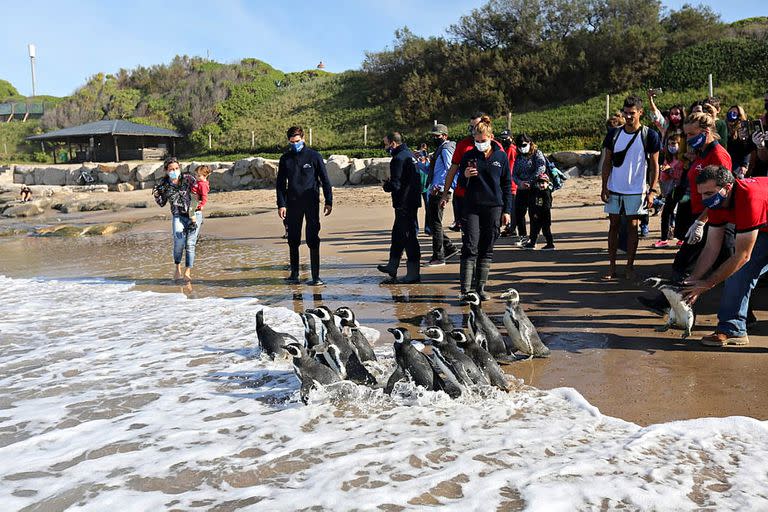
left=455, top=115, right=513, bottom=301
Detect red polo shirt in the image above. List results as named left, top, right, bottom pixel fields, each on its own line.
left=707, top=177, right=768, bottom=233
left=688, top=141, right=732, bottom=214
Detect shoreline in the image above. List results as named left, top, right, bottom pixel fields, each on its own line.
left=1, top=177, right=767, bottom=426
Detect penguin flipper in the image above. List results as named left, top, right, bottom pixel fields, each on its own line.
left=384, top=367, right=405, bottom=395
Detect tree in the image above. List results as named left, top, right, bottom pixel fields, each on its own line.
left=662, top=4, right=724, bottom=50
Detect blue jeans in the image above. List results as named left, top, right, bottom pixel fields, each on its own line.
left=172, top=212, right=203, bottom=268
left=718, top=231, right=768, bottom=336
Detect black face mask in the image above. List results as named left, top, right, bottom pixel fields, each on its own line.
left=499, top=138, right=511, bottom=148
left=430, top=137, right=443, bottom=148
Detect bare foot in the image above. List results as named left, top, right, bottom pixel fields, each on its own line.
left=174, top=268, right=182, bottom=281
left=183, top=268, right=192, bottom=282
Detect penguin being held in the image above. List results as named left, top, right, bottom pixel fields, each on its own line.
left=421, top=326, right=488, bottom=386
left=500, top=289, right=551, bottom=358
left=385, top=327, right=435, bottom=394
left=256, top=309, right=297, bottom=360
left=465, top=292, right=510, bottom=359
left=284, top=343, right=341, bottom=404
left=334, top=306, right=378, bottom=362
left=424, top=307, right=455, bottom=333
left=449, top=329, right=508, bottom=391
left=307, top=306, right=377, bottom=386
left=643, top=278, right=695, bottom=338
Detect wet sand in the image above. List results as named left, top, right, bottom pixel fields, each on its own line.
left=2, top=177, right=767, bottom=426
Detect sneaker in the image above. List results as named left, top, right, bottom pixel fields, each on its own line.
left=449, top=222, right=461, bottom=232
left=676, top=240, right=684, bottom=247
left=515, top=236, right=530, bottom=247
left=308, top=278, right=325, bottom=286
left=700, top=331, right=749, bottom=347
left=653, top=240, right=669, bottom=248
left=541, top=244, right=555, bottom=251
left=425, top=259, right=446, bottom=267
left=284, top=274, right=300, bottom=284
left=640, top=225, right=650, bottom=237
left=444, top=247, right=459, bottom=260
left=523, top=242, right=536, bottom=250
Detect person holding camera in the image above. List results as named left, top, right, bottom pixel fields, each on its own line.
left=725, top=105, right=754, bottom=178
left=153, top=157, right=199, bottom=282
left=748, top=90, right=768, bottom=177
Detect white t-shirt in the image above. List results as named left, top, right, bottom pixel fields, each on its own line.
left=607, top=129, right=649, bottom=195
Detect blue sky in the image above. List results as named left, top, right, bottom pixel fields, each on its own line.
left=1, top=0, right=766, bottom=97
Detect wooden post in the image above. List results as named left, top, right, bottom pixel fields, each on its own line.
left=606, top=94, right=610, bottom=120
left=364, top=125, right=368, bottom=146
left=507, top=112, right=512, bottom=131
left=309, top=127, right=313, bottom=146
left=208, top=133, right=212, bottom=150
left=3, top=141, right=7, bottom=157
left=172, top=139, right=176, bottom=157
left=114, top=136, right=120, bottom=162
left=708, top=74, right=713, bottom=97
left=251, top=130, right=255, bottom=148
left=433, top=119, right=437, bottom=127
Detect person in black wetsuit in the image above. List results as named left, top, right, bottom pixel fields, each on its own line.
left=276, top=126, right=333, bottom=286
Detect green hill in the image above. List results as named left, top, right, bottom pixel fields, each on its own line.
left=0, top=79, right=20, bottom=100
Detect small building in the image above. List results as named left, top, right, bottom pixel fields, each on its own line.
left=26, top=119, right=183, bottom=163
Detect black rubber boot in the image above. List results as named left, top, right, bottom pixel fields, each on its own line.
left=377, top=258, right=400, bottom=279
left=308, top=245, right=324, bottom=286
left=459, top=258, right=475, bottom=301
left=285, top=245, right=300, bottom=283
left=474, top=258, right=492, bottom=301
left=399, top=260, right=421, bottom=284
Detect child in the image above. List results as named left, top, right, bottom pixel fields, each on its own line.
left=653, top=134, right=685, bottom=248
left=524, top=172, right=555, bottom=250
left=184, top=165, right=210, bottom=281
left=19, top=185, right=32, bottom=202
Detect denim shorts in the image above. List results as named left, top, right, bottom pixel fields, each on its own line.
left=604, top=192, right=647, bottom=216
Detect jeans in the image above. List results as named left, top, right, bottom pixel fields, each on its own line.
left=172, top=211, right=203, bottom=268
left=427, top=191, right=455, bottom=260
left=718, top=231, right=768, bottom=336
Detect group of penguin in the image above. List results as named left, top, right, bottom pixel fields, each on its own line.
left=255, top=288, right=551, bottom=404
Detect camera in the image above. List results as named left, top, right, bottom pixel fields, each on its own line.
left=648, top=88, right=663, bottom=97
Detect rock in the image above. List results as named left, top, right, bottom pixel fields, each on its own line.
left=549, top=150, right=601, bottom=170
left=252, top=158, right=279, bottom=185
left=209, top=168, right=235, bottom=191
left=232, top=158, right=255, bottom=177
left=135, top=163, right=162, bottom=182
left=564, top=166, right=580, bottom=178
left=2, top=202, right=44, bottom=218
left=347, top=158, right=368, bottom=185
left=153, top=165, right=169, bottom=181
left=325, top=155, right=350, bottom=187
left=58, top=199, right=117, bottom=213
left=239, top=174, right=255, bottom=188
left=66, top=185, right=109, bottom=193
left=39, top=167, right=67, bottom=186
left=577, top=151, right=601, bottom=168
left=97, top=169, right=120, bottom=185
left=114, top=163, right=133, bottom=182
left=127, top=201, right=149, bottom=208
left=363, top=158, right=392, bottom=184
left=136, top=180, right=155, bottom=190
left=109, top=183, right=135, bottom=192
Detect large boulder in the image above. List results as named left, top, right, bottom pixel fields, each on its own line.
left=114, top=163, right=134, bottom=182
left=41, top=167, right=67, bottom=186
left=251, top=158, right=279, bottom=185
left=549, top=150, right=601, bottom=171
left=363, top=158, right=392, bottom=184
left=347, top=158, right=368, bottom=185
left=13, top=165, right=35, bottom=184
left=325, top=155, right=350, bottom=187
left=2, top=202, right=44, bottom=218
left=110, top=183, right=135, bottom=192
left=239, top=174, right=255, bottom=188
left=232, top=158, right=256, bottom=177
left=97, top=167, right=120, bottom=185
left=135, top=163, right=161, bottom=182
left=209, top=168, right=238, bottom=191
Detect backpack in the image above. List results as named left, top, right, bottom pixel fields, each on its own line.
left=545, top=159, right=567, bottom=191
left=610, top=126, right=651, bottom=168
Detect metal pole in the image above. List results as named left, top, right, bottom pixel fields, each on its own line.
left=708, top=74, right=713, bottom=97
left=309, top=128, right=313, bottom=146
left=251, top=130, right=255, bottom=148
left=606, top=94, right=610, bottom=120
left=364, top=125, right=368, bottom=146
left=507, top=112, right=512, bottom=131
left=208, top=133, right=212, bottom=150
left=28, top=44, right=37, bottom=97
left=433, top=120, right=437, bottom=127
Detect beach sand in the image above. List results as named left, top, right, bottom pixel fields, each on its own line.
left=2, top=176, right=767, bottom=426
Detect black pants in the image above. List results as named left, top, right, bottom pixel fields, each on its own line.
left=389, top=208, right=420, bottom=264
left=452, top=194, right=463, bottom=226
left=461, top=205, right=502, bottom=262
left=530, top=206, right=553, bottom=245
left=427, top=192, right=455, bottom=259
left=672, top=223, right=735, bottom=280
left=660, top=192, right=677, bottom=241
left=286, top=201, right=320, bottom=249
left=514, top=188, right=532, bottom=237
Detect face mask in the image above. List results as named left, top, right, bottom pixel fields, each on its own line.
left=475, top=140, right=491, bottom=152
left=726, top=111, right=739, bottom=122
left=668, top=144, right=679, bottom=155
left=500, top=138, right=511, bottom=147
left=519, top=144, right=530, bottom=154
left=290, top=141, right=304, bottom=152
left=702, top=188, right=726, bottom=209
left=168, top=170, right=180, bottom=180
left=687, top=132, right=707, bottom=150
left=669, top=114, right=681, bottom=123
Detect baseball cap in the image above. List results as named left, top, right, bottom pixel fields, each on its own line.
left=430, top=124, right=448, bottom=135
left=499, top=129, right=511, bottom=139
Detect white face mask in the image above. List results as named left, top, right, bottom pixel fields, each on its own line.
left=475, top=140, right=491, bottom=152
left=519, top=144, right=530, bottom=154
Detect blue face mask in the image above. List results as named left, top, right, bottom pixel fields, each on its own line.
left=290, top=141, right=304, bottom=152
left=668, top=145, right=679, bottom=155
left=726, top=111, right=739, bottom=122
left=702, top=188, right=726, bottom=209
left=385, top=147, right=394, bottom=155
left=168, top=170, right=180, bottom=180
left=687, top=132, right=707, bottom=150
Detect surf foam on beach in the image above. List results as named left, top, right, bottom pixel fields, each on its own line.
left=1, top=275, right=767, bottom=511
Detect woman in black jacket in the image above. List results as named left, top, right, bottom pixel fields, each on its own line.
left=456, top=115, right=513, bottom=301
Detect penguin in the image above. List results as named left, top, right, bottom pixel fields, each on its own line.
left=284, top=343, right=341, bottom=404
left=255, top=309, right=297, bottom=359
left=334, top=306, right=378, bottom=362
left=418, top=339, right=465, bottom=398
left=500, top=289, right=551, bottom=358
left=299, top=312, right=324, bottom=350
left=311, top=342, right=347, bottom=379
left=385, top=327, right=435, bottom=393
left=424, top=307, right=455, bottom=333
left=643, top=278, right=695, bottom=338
left=307, top=306, right=377, bottom=386
left=465, top=292, right=510, bottom=359
left=421, top=326, right=488, bottom=386
left=449, top=329, right=508, bottom=391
